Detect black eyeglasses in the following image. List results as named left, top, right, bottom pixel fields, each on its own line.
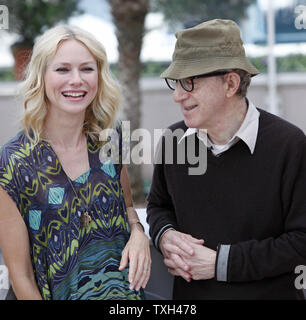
left=165, top=71, right=228, bottom=92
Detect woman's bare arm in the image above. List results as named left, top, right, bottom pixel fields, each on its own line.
left=0, top=187, right=42, bottom=300
left=119, top=165, right=151, bottom=291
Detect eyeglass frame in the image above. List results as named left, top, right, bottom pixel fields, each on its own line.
left=165, top=71, right=228, bottom=92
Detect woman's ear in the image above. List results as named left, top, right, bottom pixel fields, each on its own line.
left=224, top=72, right=241, bottom=98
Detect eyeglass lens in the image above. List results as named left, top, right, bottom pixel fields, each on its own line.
left=165, top=71, right=228, bottom=92
left=165, top=78, right=193, bottom=92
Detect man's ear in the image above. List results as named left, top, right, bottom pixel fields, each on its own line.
left=224, top=72, right=240, bottom=98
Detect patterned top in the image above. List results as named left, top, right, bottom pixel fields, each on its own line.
left=0, top=124, right=144, bottom=300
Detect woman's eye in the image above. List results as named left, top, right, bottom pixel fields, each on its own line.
left=55, top=67, right=69, bottom=72
left=82, top=67, right=94, bottom=72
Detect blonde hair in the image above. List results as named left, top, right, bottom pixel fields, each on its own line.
left=21, top=24, right=121, bottom=146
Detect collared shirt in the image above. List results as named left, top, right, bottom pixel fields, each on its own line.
left=178, top=100, right=259, bottom=156
left=158, top=100, right=260, bottom=282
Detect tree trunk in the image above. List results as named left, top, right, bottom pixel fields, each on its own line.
left=108, top=0, right=149, bottom=205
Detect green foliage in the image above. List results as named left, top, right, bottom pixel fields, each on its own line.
left=248, top=55, right=306, bottom=73
left=0, top=68, right=14, bottom=81
left=2, top=0, right=82, bottom=47
left=277, top=54, right=306, bottom=72
left=141, top=61, right=171, bottom=77
left=1, top=55, right=306, bottom=81
left=248, top=57, right=267, bottom=73
left=138, top=56, right=306, bottom=77
left=151, top=0, right=256, bottom=28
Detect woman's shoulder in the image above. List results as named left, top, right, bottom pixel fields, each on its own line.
left=0, top=132, right=33, bottom=205
left=0, top=131, right=31, bottom=163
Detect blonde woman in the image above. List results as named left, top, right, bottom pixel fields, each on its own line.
left=0, top=25, right=151, bottom=300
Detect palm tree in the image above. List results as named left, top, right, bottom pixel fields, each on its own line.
left=108, top=0, right=149, bottom=204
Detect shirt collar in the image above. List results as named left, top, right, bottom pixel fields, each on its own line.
left=178, top=100, right=260, bottom=155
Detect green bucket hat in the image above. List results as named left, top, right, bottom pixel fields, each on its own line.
left=161, top=19, right=259, bottom=80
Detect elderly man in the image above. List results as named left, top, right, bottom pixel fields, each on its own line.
left=147, top=19, right=306, bottom=300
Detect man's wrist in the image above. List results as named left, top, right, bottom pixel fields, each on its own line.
left=154, top=224, right=175, bottom=251
left=208, top=250, right=217, bottom=279
left=215, top=244, right=231, bottom=282
left=160, top=227, right=175, bottom=241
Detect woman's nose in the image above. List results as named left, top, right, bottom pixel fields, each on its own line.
left=69, top=69, right=83, bottom=86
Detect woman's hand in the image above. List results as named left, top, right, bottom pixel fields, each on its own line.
left=119, top=166, right=151, bottom=291
left=119, top=224, right=151, bottom=291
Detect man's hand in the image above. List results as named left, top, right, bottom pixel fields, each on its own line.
left=159, top=229, right=204, bottom=281
left=166, top=243, right=216, bottom=281
left=159, top=229, right=204, bottom=258
left=182, top=242, right=216, bottom=280
left=164, top=252, right=192, bottom=282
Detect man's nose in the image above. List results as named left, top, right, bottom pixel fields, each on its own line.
left=173, top=81, right=189, bottom=103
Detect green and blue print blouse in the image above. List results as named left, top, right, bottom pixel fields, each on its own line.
left=0, top=124, right=144, bottom=300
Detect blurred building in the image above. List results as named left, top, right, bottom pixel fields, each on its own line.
left=241, top=0, right=306, bottom=44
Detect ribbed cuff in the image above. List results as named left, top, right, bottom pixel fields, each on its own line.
left=216, top=244, right=231, bottom=282
left=154, top=224, right=174, bottom=251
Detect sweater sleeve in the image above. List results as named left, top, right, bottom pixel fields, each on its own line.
left=146, top=160, right=178, bottom=250
left=226, top=134, right=306, bottom=282
left=146, top=129, right=180, bottom=250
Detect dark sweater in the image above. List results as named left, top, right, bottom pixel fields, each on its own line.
left=147, top=109, right=306, bottom=300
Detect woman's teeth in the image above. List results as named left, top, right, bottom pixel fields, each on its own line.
left=62, top=92, right=86, bottom=97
